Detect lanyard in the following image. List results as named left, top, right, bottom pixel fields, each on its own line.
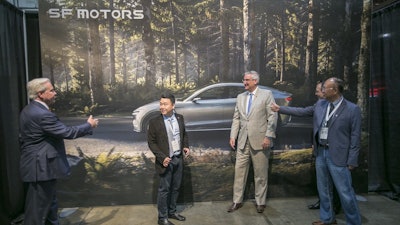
left=325, top=98, right=343, bottom=123
left=168, top=118, right=180, bottom=137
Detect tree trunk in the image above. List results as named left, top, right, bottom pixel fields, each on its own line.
left=258, top=13, right=268, bottom=77
left=305, top=0, right=320, bottom=86
left=142, top=1, right=156, bottom=87
left=357, top=0, right=371, bottom=129
left=109, top=0, right=116, bottom=85
left=342, top=0, right=353, bottom=88
left=122, top=42, right=127, bottom=89
left=243, top=0, right=256, bottom=71
left=220, top=0, right=229, bottom=81
left=87, top=8, right=106, bottom=106
left=170, top=0, right=180, bottom=84
left=183, top=38, right=188, bottom=83
left=279, top=10, right=285, bottom=82
left=304, top=0, right=320, bottom=103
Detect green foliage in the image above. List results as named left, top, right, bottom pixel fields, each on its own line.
left=185, top=148, right=234, bottom=166
left=159, top=81, right=197, bottom=97
left=83, top=103, right=99, bottom=115
left=278, top=149, right=313, bottom=164
left=271, top=149, right=314, bottom=186
left=76, top=147, right=134, bottom=183
left=53, top=90, right=92, bottom=116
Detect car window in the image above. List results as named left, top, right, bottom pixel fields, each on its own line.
left=197, top=86, right=244, bottom=99
left=228, top=86, right=245, bottom=98
left=197, top=87, right=224, bottom=99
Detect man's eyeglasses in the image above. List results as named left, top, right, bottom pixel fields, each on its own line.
left=242, top=79, right=255, bottom=82
left=322, top=87, right=335, bottom=91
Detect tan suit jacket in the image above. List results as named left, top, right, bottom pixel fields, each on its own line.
left=230, top=87, right=277, bottom=150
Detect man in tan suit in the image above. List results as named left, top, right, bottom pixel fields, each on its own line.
left=228, top=71, right=278, bottom=213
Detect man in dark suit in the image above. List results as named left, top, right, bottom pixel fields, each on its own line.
left=272, top=77, right=361, bottom=225
left=271, top=81, right=341, bottom=214
left=19, top=78, right=99, bottom=225
left=147, top=93, right=190, bottom=225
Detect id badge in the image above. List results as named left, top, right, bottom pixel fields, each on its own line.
left=171, top=139, right=180, bottom=152
left=320, top=127, right=328, bottom=140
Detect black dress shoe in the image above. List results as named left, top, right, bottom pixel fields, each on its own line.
left=308, top=200, right=320, bottom=210
left=256, top=205, right=266, bottom=213
left=227, top=202, right=243, bottom=212
left=158, top=218, right=174, bottom=225
left=168, top=213, right=186, bottom=221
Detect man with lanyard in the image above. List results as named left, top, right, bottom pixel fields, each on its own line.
left=147, top=93, right=190, bottom=225
left=270, top=77, right=361, bottom=224
left=270, top=81, right=342, bottom=213
left=313, top=77, right=362, bottom=225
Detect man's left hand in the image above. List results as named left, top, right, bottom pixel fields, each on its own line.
left=183, top=147, right=190, bottom=157
left=262, top=137, right=271, bottom=149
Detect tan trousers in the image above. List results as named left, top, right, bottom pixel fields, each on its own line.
left=233, top=141, right=269, bottom=205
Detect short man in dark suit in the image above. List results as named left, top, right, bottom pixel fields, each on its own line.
left=147, top=93, right=190, bottom=225
left=19, top=78, right=99, bottom=225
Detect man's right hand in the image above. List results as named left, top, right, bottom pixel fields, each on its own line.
left=87, top=115, right=99, bottom=128
left=270, top=102, right=280, bottom=112
left=229, top=138, right=236, bottom=149
left=163, top=157, right=172, bottom=167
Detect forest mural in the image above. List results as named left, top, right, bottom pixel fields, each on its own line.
left=38, top=0, right=370, bottom=207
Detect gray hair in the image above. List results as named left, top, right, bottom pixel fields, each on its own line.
left=244, top=71, right=260, bottom=83
left=27, top=78, right=51, bottom=100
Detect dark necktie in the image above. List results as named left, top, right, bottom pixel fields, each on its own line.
left=329, top=103, right=335, bottom=114
left=327, top=103, right=335, bottom=127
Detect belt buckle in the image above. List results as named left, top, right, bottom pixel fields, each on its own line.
left=173, top=150, right=181, bottom=156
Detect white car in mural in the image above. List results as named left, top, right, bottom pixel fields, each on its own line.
left=132, top=83, right=293, bottom=133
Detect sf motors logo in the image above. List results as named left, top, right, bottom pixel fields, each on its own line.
left=48, top=8, right=144, bottom=20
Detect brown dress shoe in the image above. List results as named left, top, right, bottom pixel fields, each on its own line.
left=227, top=202, right=243, bottom=212
left=256, top=204, right=266, bottom=213
left=312, top=220, right=337, bottom=225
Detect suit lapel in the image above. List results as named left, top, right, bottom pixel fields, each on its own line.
left=247, top=90, right=262, bottom=117
left=156, top=115, right=168, bottom=138
left=317, top=101, right=328, bottom=129
left=175, top=114, right=184, bottom=141
left=329, top=99, right=346, bottom=126
left=239, top=93, right=247, bottom=115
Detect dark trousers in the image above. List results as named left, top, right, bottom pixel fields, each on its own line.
left=24, top=180, right=59, bottom=225
left=157, top=156, right=183, bottom=219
